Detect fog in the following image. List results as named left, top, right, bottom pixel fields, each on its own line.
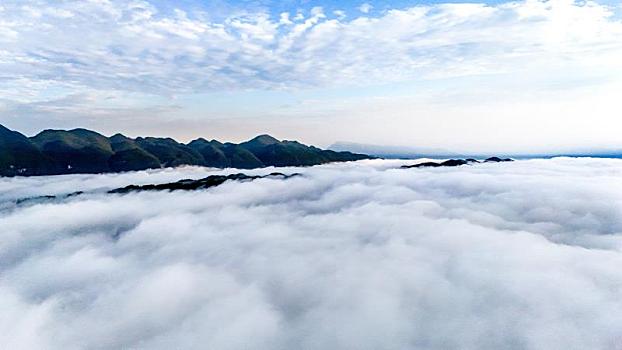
left=1, top=158, right=622, bottom=349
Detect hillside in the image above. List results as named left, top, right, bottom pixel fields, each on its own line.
left=0, top=125, right=370, bottom=176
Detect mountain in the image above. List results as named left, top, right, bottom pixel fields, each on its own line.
left=31, top=128, right=114, bottom=173
left=134, top=137, right=204, bottom=167
left=240, top=135, right=354, bottom=167
left=110, top=172, right=298, bottom=194
left=0, top=125, right=59, bottom=176
left=400, top=157, right=512, bottom=169
left=219, top=144, right=265, bottom=169
left=108, top=134, right=162, bottom=172
left=186, top=138, right=230, bottom=168
left=0, top=124, right=370, bottom=176
left=329, top=141, right=461, bottom=159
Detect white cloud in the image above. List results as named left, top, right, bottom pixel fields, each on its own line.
left=333, top=10, right=346, bottom=19
left=279, top=12, right=292, bottom=25
left=358, top=3, right=373, bottom=14
left=2, top=158, right=622, bottom=349
left=1, top=0, right=621, bottom=150
left=0, top=0, right=620, bottom=101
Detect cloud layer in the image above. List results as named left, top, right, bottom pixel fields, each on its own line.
left=1, top=0, right=621, bottom=151
left=0, top=0, right=621, bottom=101
left=2, top=158, right=622, bottom=349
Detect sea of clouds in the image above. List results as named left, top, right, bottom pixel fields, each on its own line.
left=1, top=158, right=622, bottom=349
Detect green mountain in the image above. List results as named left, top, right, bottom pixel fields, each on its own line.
left=0, top=125, right=59, bottom=176
left=0, top=124, right=371, bottom=176
left=30, top=128, right=114, bottom=173
left=220, top=144, right=265, bottom=169
left=186, top=138, right=230, bottom=168
left=238, top=134, right=369, bottom=167
left=134, top=137, right=204, bottom=167
left=108, top=134, right=161, bottom=172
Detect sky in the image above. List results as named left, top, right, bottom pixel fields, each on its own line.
left=0, top=0, right=621, bottom=152
left=2, top=157, right=622, bottom=349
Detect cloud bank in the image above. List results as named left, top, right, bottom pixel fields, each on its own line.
left=2, top=158, right=622, bottom=349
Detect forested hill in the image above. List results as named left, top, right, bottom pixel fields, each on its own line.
left=0, top=124, right=370, bottom=176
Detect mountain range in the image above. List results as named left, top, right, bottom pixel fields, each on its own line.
left=0, top=124, right=370, bottom=176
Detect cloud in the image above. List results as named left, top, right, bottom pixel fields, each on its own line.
left=0, top=0, right=620, bottom=102
left=2, top=158, right=622, bottom=349
left=333, top=10, right=346, bottom=19
left=1, top=0, right=621, bottom=149
left=358, top=3, right=373, bottom=14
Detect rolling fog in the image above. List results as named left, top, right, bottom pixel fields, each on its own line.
left=1, top=158, right=622, bottom=349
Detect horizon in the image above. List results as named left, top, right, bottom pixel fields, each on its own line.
left=1, top=0, right=621, bottom=153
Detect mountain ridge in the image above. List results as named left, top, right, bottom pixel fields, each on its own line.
left=0, top=125, right=370, bottom=176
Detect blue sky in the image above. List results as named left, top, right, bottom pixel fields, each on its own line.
left=0, top=0, right=621, bottom=152
left=157, top=0, right=622, bottom=20
left=165, top=0, right=621, bottom=11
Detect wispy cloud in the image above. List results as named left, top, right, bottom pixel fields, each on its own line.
left=1, top=0, right=621, bottom=149
left=0, top=0, right=620, bottom=101
left=358, top=3, right=373, bottom=13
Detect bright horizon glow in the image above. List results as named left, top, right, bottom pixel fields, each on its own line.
left=0, top=0, right=621, bottom=153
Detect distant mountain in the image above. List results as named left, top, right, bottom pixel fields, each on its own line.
left=0, top=125, right=370, bottom=176
left=330, top=141, right=622, bottom=160
left=329, top=142, right=462, bottom=159
left=110, top=172, right=299, bottom=194
left=400, top=157, right=513, bottom=169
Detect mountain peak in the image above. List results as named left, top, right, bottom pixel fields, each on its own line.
left=110, top=133, right=130, bottom=142
left=247, top=134, right=280, bottom=145
left=187, top=137, right=209, bottom=145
